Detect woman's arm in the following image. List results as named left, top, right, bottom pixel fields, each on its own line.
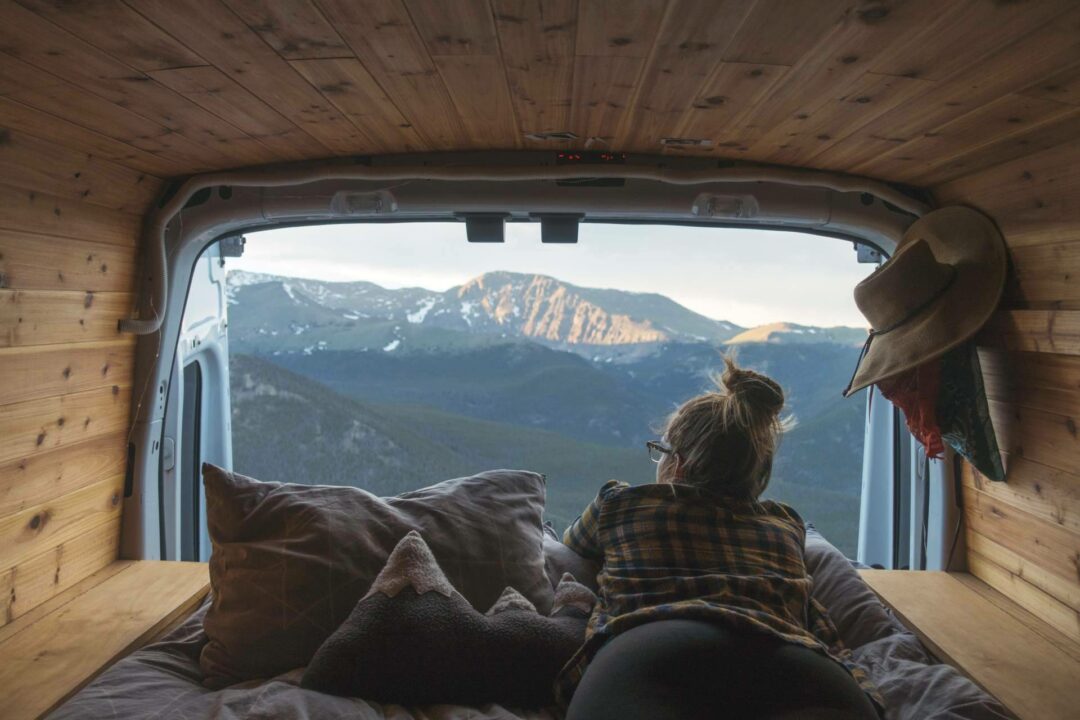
left=563, top=479, right=625, bottom=560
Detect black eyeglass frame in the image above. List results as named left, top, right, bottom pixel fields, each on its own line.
left=646, top=440, right=676, bottom=463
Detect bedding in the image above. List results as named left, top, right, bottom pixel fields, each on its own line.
left=200, top=465, right=552, bottom=686
left=53, top=525, right=1009, bottom=720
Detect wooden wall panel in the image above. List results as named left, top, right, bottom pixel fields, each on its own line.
left=0, top=515, right=121, bottom=629
left=0, top=87, right=150, bottom=619
left=931, top=138, right=1080, bottom=645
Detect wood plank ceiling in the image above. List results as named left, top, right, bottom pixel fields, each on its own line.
left=1, top=0, right=1078, bottom=188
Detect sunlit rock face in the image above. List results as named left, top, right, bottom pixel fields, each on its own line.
left=455, top=272, right=669, bottom=346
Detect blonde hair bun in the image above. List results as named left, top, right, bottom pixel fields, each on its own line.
left=720, top=358, right=785, bottom=418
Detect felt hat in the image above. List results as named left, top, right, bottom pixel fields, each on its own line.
left=843, top=207, right=1007, bottom=397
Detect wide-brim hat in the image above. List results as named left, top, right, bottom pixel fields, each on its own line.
left=843, top=206, right=1007, bottom=397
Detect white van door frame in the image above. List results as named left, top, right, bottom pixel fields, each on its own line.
left=115, top=152, right=945, bottom=566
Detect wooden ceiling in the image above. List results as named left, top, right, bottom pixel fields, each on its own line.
left=1, top=0, right=1079, bottom=188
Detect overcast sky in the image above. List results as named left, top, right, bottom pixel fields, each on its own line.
left=230, top=223, right=875, bottom=328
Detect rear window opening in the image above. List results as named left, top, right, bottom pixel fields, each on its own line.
left=181, top=221, right=878, bottom=557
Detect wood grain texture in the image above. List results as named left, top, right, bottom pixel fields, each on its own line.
left=133, top=0, right=367, bottom=155
left=0, top=384, right=131, bottom=466
left=493, top=0, right=577, bottom=139
left=0, top=340, right=134, bottom=407
left=0, top=128, right=159, bottom=214
left=0, top=2, right=272, bottom=168
left=0, top=475, right=123, bottom=575
left=0, top=184, right=143, bottom=250
left=224, top=0, right=353, bottom=60
left=965, top=533, right=1080, bottom=644
left=963, top=452, right=1080, bottom=535
left=308, top=0, right=468, bottom=149
left=0, top=230, right=136, bottom=293
left=979, top=310, right=1080, bottom=356
left=0, top=516, right=121, bottom=631
left=16, top=0, right=207, bottom=72
left=0, top=0, right=1071, bottom=173
left=860, top=569, right=1080, bottom=720
left=0, top=560, right=210, bottom=720
left=952, top=568, right=1080, bottom=664
left=0, top=94, right=180, bottom=178
left=289, top=58, right=426, bottom=152
left=963, top=484, right=1080, bottom=587
left=147, top=65, right=330, bottom=161
left=0, top=433, right=128, bottom=519
left=0, top=289, right=133, bottom=348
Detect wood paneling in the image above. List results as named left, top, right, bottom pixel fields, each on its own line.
left=965, top=533, right=1080, bottom=644
left=0, top=475, right=123, bottom=575
left=0, top=340, right=134, bottom=407
left=0, top=101, right=147, bottom=622
left=0, top=0, right=1070, bottom=173
left=0, top=516, right=121, bottom=630
left=493, top=0, right=576, bottom=139
left=0, top=433, right=128, bottom=518
left=0, top=385, right=131, bottom=467
left=223, top=0, right=353, bottom=61
left=0, top=129, right=158, bottom=214
left=861, top=569, right=1080, bottom=720
left=0, top=230, right=136, bottom=293
left=930, top=105, right=1080, bottom=649
left=0, top=290, right=133, bottom=348
left=0, top=560, right=210, bottom=720
left=0, top=185, right=142, bottom=250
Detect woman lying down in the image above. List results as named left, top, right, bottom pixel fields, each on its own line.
left=557, top=358, right=883, bottom=720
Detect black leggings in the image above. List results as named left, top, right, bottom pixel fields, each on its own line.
left=565, top=620, right=879, bottom=720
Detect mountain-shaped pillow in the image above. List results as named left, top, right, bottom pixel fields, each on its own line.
left=301, top=530, right=594, bottom=707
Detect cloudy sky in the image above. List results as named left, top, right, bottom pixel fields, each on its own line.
left=231, top=222, right=875, bottom=328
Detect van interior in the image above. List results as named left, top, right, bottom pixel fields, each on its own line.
left=1, top=2, right=1078, bottom=718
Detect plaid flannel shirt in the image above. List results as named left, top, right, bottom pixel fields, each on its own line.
left=555, top=480, right=883, bottom=713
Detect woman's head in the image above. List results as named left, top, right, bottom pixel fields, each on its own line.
left=656, top=356, right=787, bottom=499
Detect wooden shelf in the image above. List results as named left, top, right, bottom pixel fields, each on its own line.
left=0, top=560, right=210, bottom=720
left=860, top=569, right=1080, bottom=720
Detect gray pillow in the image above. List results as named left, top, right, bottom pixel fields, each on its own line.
left=543, top=524, right=600, bottom=593
left=302, top=531, right=592, bottom=707
left=804, top=527, right=899, bottom=649
left=200, top=464, right=552, bottom=686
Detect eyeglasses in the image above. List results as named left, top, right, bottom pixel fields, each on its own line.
left=646, top=440, right=675, bottom=463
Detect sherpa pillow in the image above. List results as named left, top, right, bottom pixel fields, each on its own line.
left=302, top=531, right=594, bottom=707
left=200, top=464, right=552, bottom=686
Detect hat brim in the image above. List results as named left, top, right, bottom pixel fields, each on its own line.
left=843, top=207, right=1007, bottom=397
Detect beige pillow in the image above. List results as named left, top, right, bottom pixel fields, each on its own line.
left=199, top=464, right=552, bottom=686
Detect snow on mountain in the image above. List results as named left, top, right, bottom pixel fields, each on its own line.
left=225, top=270, right=862, bottom=354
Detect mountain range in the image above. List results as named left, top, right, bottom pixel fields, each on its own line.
left=226, top=269, right=868, bottom=555
left=227, top=270, right=867, bottom=360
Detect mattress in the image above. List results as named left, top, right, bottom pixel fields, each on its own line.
left=51, top=530, right=1010, bottom=720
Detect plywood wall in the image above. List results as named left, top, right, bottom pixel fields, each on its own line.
left=933, top=140, right=1080, bottom=643
left=0, top=128, right=159, bottom=627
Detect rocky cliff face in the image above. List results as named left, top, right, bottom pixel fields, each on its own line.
left=452, top=273, right=670, bottom=346
left=227, top=269, right=744, bottom=350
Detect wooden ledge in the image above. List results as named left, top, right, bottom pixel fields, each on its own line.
left=860, top=569, right=1080, bottom=720
left=0, top=560, right=209, bottom=720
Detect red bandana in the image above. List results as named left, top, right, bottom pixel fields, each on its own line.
left=876, top=359, right=945, bottom=458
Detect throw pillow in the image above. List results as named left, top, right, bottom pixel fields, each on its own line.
left=302, top=531, right=592, bottom=707
left=200, top=464, right=552, bottom=686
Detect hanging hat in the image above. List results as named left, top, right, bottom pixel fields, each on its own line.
left=843, top=206, right=1007, bottom=397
